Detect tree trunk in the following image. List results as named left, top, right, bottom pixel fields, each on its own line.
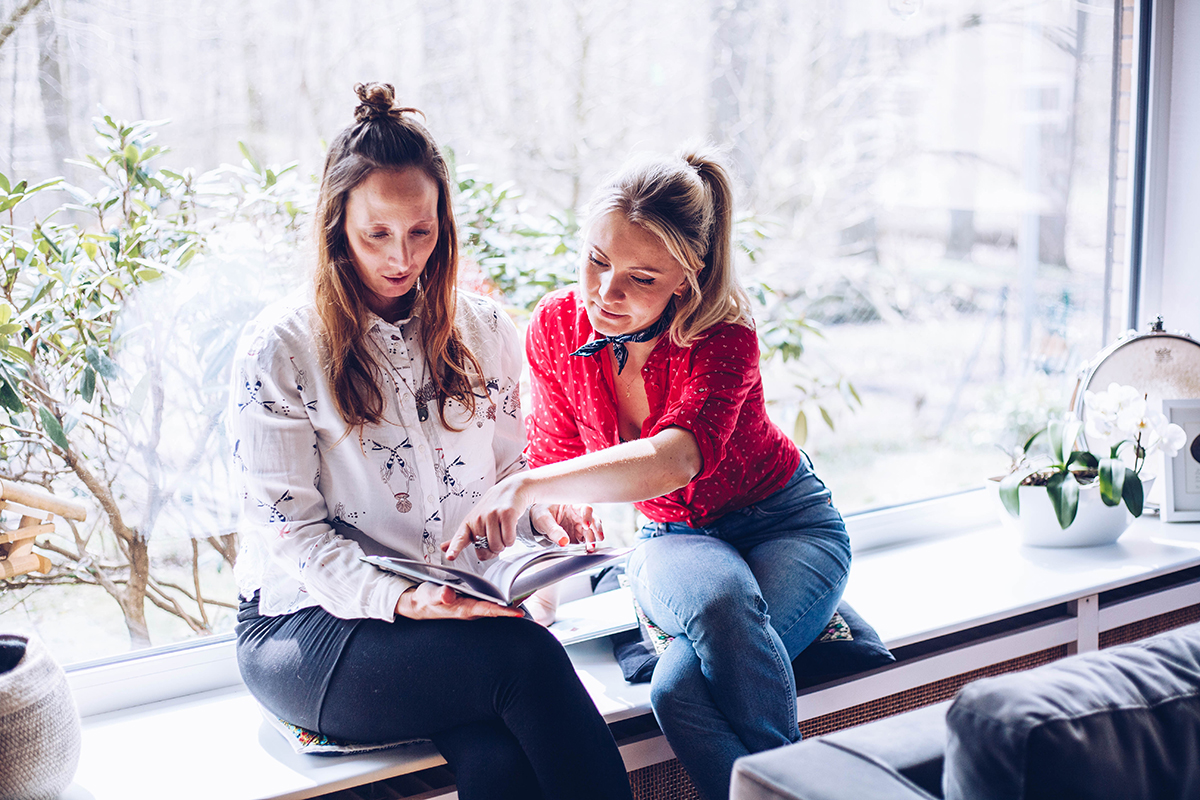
left=947, top=209, right=976, bottom=260
left=1038, top=9, right=1086, bottom=267
left=121, top=532, right=152, bottom=648
left=35, top=0, right=73, bottom=176
left=710, top=0, right=758, bottom=190
left=60, top=431, right=154, bottom=648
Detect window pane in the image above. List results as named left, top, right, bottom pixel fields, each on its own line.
left=0, top=0, right=1122, bottom=664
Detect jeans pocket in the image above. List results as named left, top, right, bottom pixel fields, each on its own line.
left=747, top=470, right=829, bottom=518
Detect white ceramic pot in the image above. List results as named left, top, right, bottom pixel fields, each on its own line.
left=986, top=478, right=1149, bottom=548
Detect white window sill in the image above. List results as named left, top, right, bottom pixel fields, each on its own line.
left=63, top=498, right=1200, bottom=800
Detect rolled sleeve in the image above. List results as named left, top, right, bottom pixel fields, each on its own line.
left=231, top=329, right=411, bottom=621
left=525, top=298, right=587, bottom=468
left=651, top=325, right=760, bottom=482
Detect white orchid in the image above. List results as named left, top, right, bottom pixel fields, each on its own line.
left=1084, top=382, right=1145, bottom=440
left=1083, top=382, right=1187, bottom=460
left=1144, top=411, right=1187, bottom=458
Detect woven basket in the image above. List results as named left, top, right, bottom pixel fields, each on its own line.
left=0, top=633, right=81, bottom=800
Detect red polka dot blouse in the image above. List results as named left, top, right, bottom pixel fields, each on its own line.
left=525, top=288, right=801, bottom=527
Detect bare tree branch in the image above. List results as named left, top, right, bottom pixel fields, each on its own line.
left=155, top=575, right=237, bottom=611
left=191, top=538, right=209, bottom=627
left=206, top=532, right=238, bottom=568
left=144, top=579, right=205, bottom=632
left=0, top=0, right=45, bottom=52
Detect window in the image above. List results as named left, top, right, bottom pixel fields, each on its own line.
left=0, top=0, right=1134, bottom=667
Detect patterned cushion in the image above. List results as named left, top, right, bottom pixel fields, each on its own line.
left=599, top=567, right=894, bottom=686
left=259, top=706, right=426, bottom=755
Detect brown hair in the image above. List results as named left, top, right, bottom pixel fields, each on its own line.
left=585, top=146, right=751, bottom=346
left=314, top=82, right=481, bottom=428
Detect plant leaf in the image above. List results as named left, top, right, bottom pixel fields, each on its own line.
left=0, top=373, right=24, bottom=412
left=1068, top=450, right=1098, bottom=469
left=84, top=344, right=119, bottom=379
left=5, top=345, right=33, bottom=365
left=238, top=141, right=261, bottom=173
left=1122, top=469, right=1144, bottom=517
left=793, top=409, right=808, bottom=446
left=81, top=366, right=95, bottom=403
left=1047, top=419, right=1065, bottom=463
left=38, top=406, right=70, bottom=451
left=1050, top=418, right=1082, bottom=466
left=998, top=470, right=1033, bottom=518
left=1046, top=471, right=1080, bottom=529
left=126, top=371, right=151, bottom=417
left=1098, top=458, right=1125, bottom=506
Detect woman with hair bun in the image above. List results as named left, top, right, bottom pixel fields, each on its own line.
left=229, top=83, right=632, bottom=800
left=448, top=148, right=852, bottom=800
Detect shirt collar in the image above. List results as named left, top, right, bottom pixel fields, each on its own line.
left=367, top=292, right=425, bottom=333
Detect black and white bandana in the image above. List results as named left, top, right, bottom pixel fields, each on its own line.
left=569, top=312, right=671, bottom=374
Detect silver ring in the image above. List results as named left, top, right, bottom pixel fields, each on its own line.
left=473, top=535, right=491, bottom=552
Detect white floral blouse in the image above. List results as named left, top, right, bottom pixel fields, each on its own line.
left=229, top=290, right=526, bottom=621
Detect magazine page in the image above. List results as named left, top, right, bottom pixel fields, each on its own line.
left=359, top=555, right=506, bottom=604
left=483, top=545, right=631, bottom=604
left=549, top=586, right=639, bottom=646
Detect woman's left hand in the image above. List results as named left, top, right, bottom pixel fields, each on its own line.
left=538, top=504, right=603, bottom=550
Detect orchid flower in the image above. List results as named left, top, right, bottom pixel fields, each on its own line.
left=1005, top=383, right=1181, bottom=531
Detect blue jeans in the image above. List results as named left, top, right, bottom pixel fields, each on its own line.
left=626, top=460, right=851, bottom=800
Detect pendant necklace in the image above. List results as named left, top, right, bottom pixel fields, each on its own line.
left=371, top=335, right=432, bottom=422
left=616, top=361, right=641, bottom=399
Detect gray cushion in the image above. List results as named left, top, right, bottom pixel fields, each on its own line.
left=731, top=702, right=949, bottom=800
left=944, top=622, right=1200, bottom=800
left=822, top=700, right=949, bottom=797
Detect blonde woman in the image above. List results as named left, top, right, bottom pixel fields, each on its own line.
left=230, top=83, right=632, bottom=800
left=449, top=149, right=851, bottom=800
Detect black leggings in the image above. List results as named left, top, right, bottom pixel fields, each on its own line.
left=236, top=596, right=632, bottom=800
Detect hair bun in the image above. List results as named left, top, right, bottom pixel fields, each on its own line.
left=352, top=82, right=424, bottom=124
left=354, top=82, right=397, bottom=122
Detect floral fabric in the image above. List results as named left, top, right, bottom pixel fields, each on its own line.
left=229, top=290, right=526, bottom=620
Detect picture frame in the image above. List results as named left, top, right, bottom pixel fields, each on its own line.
left=1161, top=398, right=1200, bottom=523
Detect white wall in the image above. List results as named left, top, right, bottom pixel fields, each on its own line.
left=1155, top=0, right=1200, bottom=339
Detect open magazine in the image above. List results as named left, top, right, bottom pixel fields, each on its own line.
left=361, top=544, right=631, bottom=606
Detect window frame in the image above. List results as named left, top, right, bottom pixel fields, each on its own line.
left=66, top=0, right=1181, bottom=715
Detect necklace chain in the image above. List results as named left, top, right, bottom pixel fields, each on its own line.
left=371, top=334, right=431, bottom=422
left=613, top=354, right=644, bottom=399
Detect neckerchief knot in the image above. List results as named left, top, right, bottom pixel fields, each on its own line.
left=570, top=313, right=670, bottom=374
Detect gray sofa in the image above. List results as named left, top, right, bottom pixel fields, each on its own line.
left=731, top=621, right=1200, bottom=800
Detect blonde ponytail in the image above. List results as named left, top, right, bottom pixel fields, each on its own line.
left=584, top=146, right=751, bottom=347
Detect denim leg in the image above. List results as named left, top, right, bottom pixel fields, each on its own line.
left=650, top=637, right=746, bottom=800
left=743, top=529, right=851, bottom=660
left=628, top=534, right=797, bottom=800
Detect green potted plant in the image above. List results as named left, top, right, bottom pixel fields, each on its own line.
left=994, top=383, right=1185, bottom=547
